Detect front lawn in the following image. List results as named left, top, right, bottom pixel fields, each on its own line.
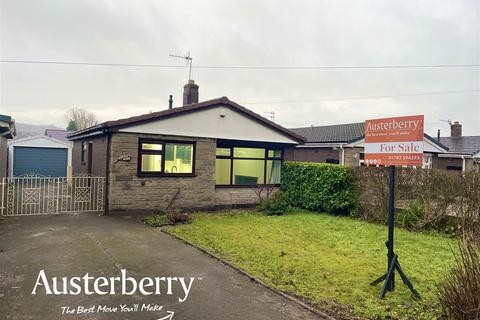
left=164, top=210, right=457, bottom=319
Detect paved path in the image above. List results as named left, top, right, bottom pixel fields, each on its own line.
left=0, top=213, right=323, bottom=320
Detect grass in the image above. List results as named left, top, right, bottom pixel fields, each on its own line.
left=143, top=213, right=170, bottom=227
left=163, top=209, right=457, bottom=319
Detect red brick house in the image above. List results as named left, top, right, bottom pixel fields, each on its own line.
left=68, top=81, right=304, bottom=212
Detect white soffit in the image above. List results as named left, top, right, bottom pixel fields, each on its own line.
left=119, top=105, right=298, bottom=144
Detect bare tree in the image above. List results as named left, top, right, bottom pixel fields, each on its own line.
left=65, top=108, right=98, bottom=130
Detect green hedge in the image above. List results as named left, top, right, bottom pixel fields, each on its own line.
left=281, top=162, right=356, bottom=215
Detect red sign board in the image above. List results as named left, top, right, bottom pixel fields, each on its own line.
left=364, top=115, right=424, bottom=167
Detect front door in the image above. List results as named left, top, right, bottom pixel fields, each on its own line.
left=87, top=143, right=93, bottom=175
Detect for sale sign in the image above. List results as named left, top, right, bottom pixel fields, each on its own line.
left=364, top=115, right=424, bottom=167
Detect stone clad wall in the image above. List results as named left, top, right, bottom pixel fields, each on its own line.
left=214, top=187, right=278, bottom=207
left=343, top=147, right=362, bottom=166
left=108, top=132, right=216, bottom=211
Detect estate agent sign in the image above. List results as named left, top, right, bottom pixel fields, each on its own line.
left=365, top=115, right=423, bottom=299
left=364, top=115, right=424, bottom=167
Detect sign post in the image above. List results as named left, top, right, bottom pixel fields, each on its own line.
left=364, top=115, right=423, bottom=299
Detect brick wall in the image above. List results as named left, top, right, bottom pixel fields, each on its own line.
left=0, top=136, right=7, bottom=178
left=432, top=156, right=478, bottom=171
left=108, top=132, right=217, bottom=211
left=284, top=147, right=340, bottom=163
left=72, top=135, right=109, bottom=177
left=343, top=147, right=362, bottom=166
left=433, top=157, right=464, bottom=170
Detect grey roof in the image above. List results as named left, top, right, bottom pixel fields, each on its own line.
left=45, top=129, right=70, bottom=143
left=290, top=122, right=365, bottom=143
left=68, top=96, right=305, bottom=143
left=439, top=136, right=480, bottom=155
left=290, top=122, right=449, bottom=151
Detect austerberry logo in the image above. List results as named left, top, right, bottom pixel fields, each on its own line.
left=31, top=269, right=195, bottom=302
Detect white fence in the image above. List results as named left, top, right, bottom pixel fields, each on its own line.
left=1, top=176, right=105, bottom=216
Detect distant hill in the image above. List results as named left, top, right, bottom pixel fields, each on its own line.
left=14, top=122, right=63, bottom=139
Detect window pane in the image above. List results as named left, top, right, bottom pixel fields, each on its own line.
left=233, top=147, right=265, bottom=158
left=216, top=148, right=231, bottom=157
left=141, top=154, right=162, bottom=172
left=233, top=159, right=264, bottom=185
left=142, top=143, right=163, bottom=150
left=268, top=150, right=282, bottom=158
left=215, top=159, right=231, bottom=184
left=165, top=143, right=193, bottom=173
left=266, top=160, right=282, bottom=184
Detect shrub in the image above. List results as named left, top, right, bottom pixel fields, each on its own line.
left=166, top=210, right=192, bottom=224
left=281, top=162, right=356, bottom=215
left=257, top=191, right=290, bottom=216
left=351, top=167, right=480, bottom=237
left=144, top=214, right=170, bottom=227
left=397, top=198, right=424, bottom=229
left=144, top=210, right=192, bottom=226
left=438, top=238, right=480, bottom=319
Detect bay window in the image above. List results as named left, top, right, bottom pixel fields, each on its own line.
left=138, top=139, right=195, bottom=175
left=215, top=146, right=283, bottom=186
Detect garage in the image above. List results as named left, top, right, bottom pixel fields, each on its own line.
left=8, top=135, right=72, bottom=177
left=13, top=146, right=68, bottom=177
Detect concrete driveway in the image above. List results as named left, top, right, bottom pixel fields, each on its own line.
left=0, top=213, right=322, bottom=320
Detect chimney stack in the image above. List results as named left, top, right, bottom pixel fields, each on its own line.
left=183, top=80, right=199, bottom=105
left=450, top=121, right=462, bottom=138
left=437, top=129, right=441, bottom=140
left=168, top=95, right=173, bottom=109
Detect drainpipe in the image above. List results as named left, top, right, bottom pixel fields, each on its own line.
left=462, top=155, right=466, bottom=172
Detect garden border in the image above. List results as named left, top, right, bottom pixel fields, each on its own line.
left=159, top=228, right=336, bottom=320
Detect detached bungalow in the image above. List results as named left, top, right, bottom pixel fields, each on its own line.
left=437, top=122, right=480, bottom=171
left=68, top=81, right=304, bottom=212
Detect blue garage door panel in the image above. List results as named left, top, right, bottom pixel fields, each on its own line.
left=14, top=147, right=68, bottom=177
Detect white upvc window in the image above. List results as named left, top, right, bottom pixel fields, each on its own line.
left=423, top=154, right=433, bottom=169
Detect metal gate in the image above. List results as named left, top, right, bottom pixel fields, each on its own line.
left=1, top=175, right=105, bottom=216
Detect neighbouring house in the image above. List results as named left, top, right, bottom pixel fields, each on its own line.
left=0, top=114, right=16, bottom=179
left=8, top=135, right=73, bottom=177
left=68, top=80, right=304, bottom=212
left=285, top=121, right=479, bottom=171
left=437, top=122, right=480, bottom=171
left=45, top=129, right=72, bottom=143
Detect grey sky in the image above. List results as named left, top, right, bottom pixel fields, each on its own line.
left=1, top=0, right=479, bottom=136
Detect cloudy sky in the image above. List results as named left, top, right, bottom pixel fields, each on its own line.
left=1, top=0, right=479, bottom=135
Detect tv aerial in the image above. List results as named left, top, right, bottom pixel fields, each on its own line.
left=169, top=51, right=193, bottom=81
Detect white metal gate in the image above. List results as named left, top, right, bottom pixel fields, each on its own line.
left=1, top=175, right=105, bottom=216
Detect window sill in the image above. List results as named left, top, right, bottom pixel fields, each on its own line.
left=215, top=184, right=281, bottom=189
left=137, top=173, right=196, bottom=178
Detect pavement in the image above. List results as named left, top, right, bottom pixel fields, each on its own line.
left=0, top=213, right=323, bottom=320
